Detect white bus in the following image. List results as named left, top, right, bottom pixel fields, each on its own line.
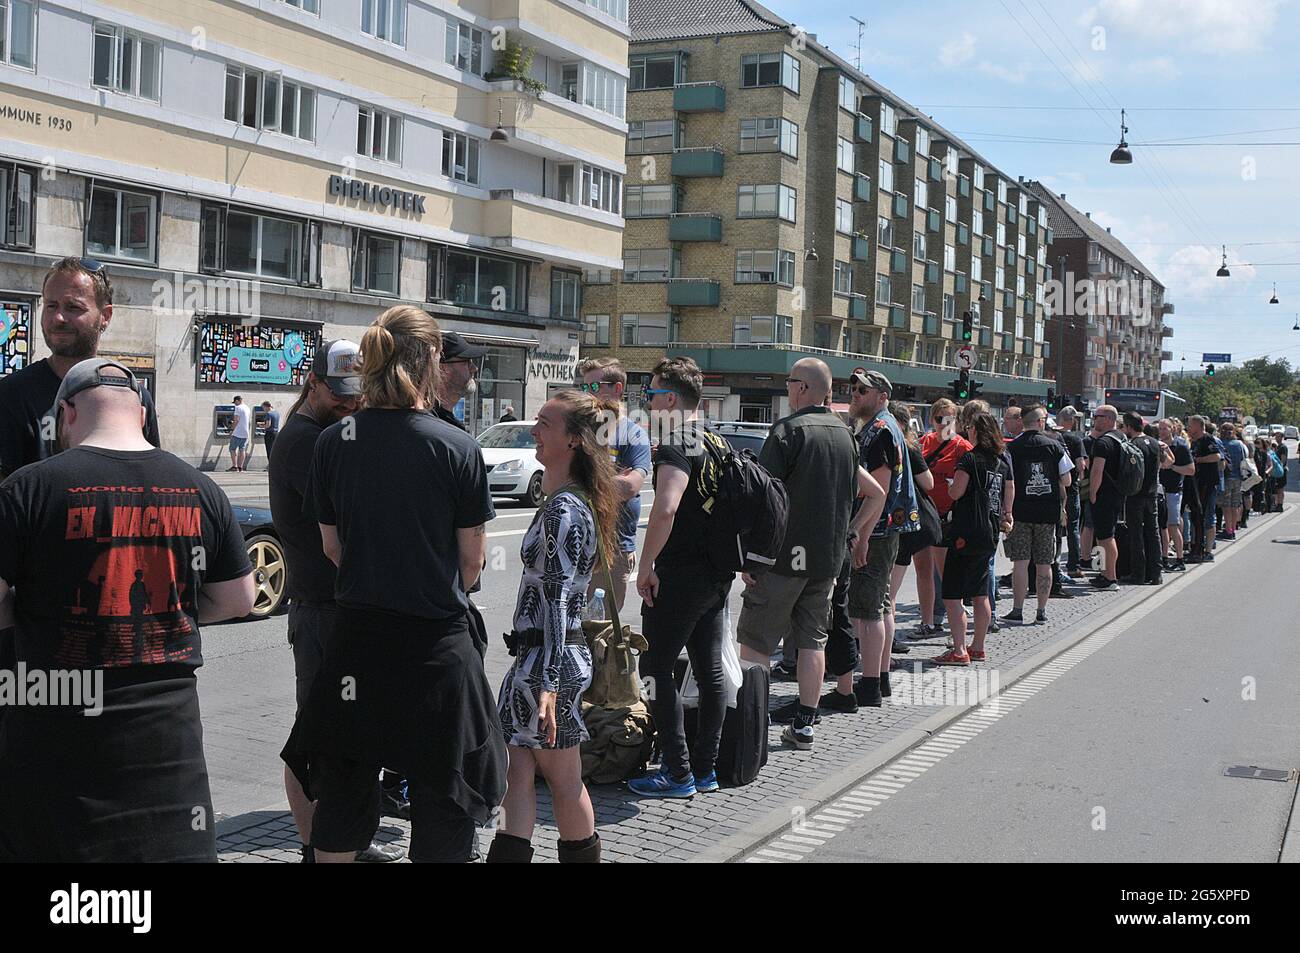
left=1103, top=388, right=1190, bottom=422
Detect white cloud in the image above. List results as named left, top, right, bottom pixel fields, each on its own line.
left=977, top=61, right=1034, bottom=83
left=1125, top=56, right=1181, bottom=81
left=939, top=32, right=977, bottom=67
left=1082, top=0, right=1282, bottom=53
left=1163, top=244, right=1257, bottom=297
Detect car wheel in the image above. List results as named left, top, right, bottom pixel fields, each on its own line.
left=524, top=472, right=545, bottom=507
left=246, top=533, right=288, bottom=618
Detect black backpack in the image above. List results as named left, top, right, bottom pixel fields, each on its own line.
left=950, top=454, right=1000, bottom=557
left=696, top=428, right=789, bottom=575
left=1108, top=432, right=1146, bottom=496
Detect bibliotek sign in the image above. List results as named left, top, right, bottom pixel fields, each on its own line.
left=327, top=175, right=426, bottom=213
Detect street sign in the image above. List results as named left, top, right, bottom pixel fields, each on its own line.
left=954, top=346, right=975, bottom=370
left=1202, top=352, right=1231, bottom=363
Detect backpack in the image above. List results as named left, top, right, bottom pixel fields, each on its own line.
left=579, top=701, right=655, bottom=785
left=696, top=428, right=790, bottom=575
left=950, top=454, right=1000, bottom=557
left=1109, top=432, right=1146, bottom=496
left=1269, top=450, right=1285, bottom=479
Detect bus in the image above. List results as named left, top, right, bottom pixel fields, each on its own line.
left=1103, top=388, right=1190, bottom=422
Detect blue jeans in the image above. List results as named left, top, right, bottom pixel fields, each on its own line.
left=987, top=552, right=998, bottom=607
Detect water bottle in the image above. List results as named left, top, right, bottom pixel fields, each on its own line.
left=584, top=588, right=606, bottom=622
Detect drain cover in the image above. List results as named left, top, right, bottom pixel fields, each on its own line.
left=1223, top=765, right=1293, bottom=782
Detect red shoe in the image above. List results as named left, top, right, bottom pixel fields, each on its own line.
left=968, top=648, right=987, bottom=662
left=931, top=648, right=970, bottom=666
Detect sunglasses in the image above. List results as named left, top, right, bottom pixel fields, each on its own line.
left=643, top=386, right=675, bottom=398
left=78, top=258, right=106, bottom=275
left=785, top=377, right=807, bottom=388
left=853, top=385, right=877, bottom=396
left=580, top=380, right=614, bottom=393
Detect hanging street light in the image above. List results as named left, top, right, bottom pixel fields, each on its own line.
left=805, top=232, right=818, bottom=262
left=490, top=104, right=509, bottom=142
left=1216, top=245, right=1230, bottom=278
left=1269, top=282, right=1279, bottom=304
left=1109, top=108, right=1133, bottom=165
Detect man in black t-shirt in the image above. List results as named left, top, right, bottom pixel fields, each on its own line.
left=1121, top=412, right=1163, bottom=585
left=630, top=358, right=733, bottom=799
left=1186, top=415, right=1222, bottom=562
left=1157, top=419, right=1194, bottom=571
left=1087, top=405, right=1123, bottom=589
left=0, top=359, right=254, bottom=861
left=1056, top=407, right=1087, bottom=576
left=433, top=332, right=488, bottom=432
left=1004, top=406, right=1070, bottom=624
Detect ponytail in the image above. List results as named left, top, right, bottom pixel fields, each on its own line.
left=359, top=306, right=442, bottom=410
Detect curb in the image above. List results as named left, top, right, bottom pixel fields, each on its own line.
left=695, top=505, right=1292, bottom=864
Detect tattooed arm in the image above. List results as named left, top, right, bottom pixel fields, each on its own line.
left=457, top=524, right=487, bottom=591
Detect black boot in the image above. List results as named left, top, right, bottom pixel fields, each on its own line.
left=557, top=833, right=601, bottom=863
left=486, top=832, right=534, bottom=863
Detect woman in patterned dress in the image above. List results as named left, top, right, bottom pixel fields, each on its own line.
left=487, top=390, right=619, bottom=863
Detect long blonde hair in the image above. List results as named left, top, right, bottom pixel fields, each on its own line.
left=358, top=306, right=442, bottom=409
left=549, top=389, right=620, bottom=566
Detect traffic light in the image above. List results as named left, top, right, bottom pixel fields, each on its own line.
left=969, top=377, right=983, bottom=399
left=961, top=311, right=974, bottom=343
left=1206, top=363, right=1216, bottom=377
left=1046, top=388, right=1057, bottom=411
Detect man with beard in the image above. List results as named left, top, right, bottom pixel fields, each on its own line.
left=0, top=258, right=159, bottom=479
left=433, top=332, right=487, bottom=431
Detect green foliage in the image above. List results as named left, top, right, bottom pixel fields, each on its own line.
left=1172, top=357, right=1300, bottom=423
left=486, top=37, right=547, bottom=97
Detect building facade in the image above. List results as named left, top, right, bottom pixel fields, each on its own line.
left=1027, top=183, right=1172, bottom=406
left=579, top=0, right=1052, bottom=422
left=0, top=0, right=629, bottom=462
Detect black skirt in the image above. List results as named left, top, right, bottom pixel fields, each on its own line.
left=0, top=668, right=215, bottom=862
left=282, top=606, right=507, bottom=825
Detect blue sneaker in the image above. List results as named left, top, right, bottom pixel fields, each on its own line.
left=628, top=770, right=696, bottom=799
left=694, top=771, right=719, bottom=793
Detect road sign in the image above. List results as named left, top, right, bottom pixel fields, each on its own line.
left=1202, top=352, right=1231, bottom=363
left=954, top=346, right=975, bottom=370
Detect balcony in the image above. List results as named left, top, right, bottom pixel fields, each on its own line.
left=852, top=235, right=871, bottom=260
left=1007, top=206, right=1018, bottom=226
left=890, top=249, right=907, bottom=273
left=671, top=147, right=724, bottom=177
left=928, top=157, right=943, bottom=182
left=958, top=175, right=971, bottom=198
left=666, top=278, right=720, bottom=307
left=1045, top=227, right=1053, bottom=244
left=892, top=192, right=909, bottom=218
left=984, top=191, right=995, bottom=213
left=979, top=327, right=992, bottom=347
left=957, top=223, right=970, bottom=245
left=923, top=312, right=940, bottom=336
left=1085, top=320, right=1102, bottom=336
left=854, top=174, right=873, bottom=201
left=889, top=305, right=907, bottom=328
left=1026, top=217, right=1037, bottom=237
left=1003, top=289, right=1016, bottom=310
left=1107, top=330, right=1123, bottom=345
left=927, top=208, right=941, bottom=233
left=848, top=294, right=869, bottom=319
left=1161, top=349, right=1173, bottom=361
left=1161, top=326, right=1174, bottom=338
left=955, top=272, right=968, bottom=294
left=894, top=138, right=911, bottom=163
left=1004, top=246, right=1016, bottom=267
left=1021, top=337, right=1035, bottom=355
left=925, top=260, right=940, bottom=284
left=674, top=82, right=725, bottom=112
left=982, top=236, right=994, bottom=258
left=856, top=113, right=873, bottom=142
left=1162, top=302, right=1175, bottom=315
left=1001, top=332, right=1014, bottom=351
left=668, top=213, right=722, bottom=242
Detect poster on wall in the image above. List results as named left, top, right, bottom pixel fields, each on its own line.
left=197, top=320, right=320, bottom=388
left=0, top=300, right=32, bottom=377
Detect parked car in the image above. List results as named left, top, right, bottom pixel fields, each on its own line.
left=232, top=503, right=288, bottom=618
left=1243, top=424, right=1258, bottom=439
left=1270, top=424, right=1286, bottom=437
left=1285, top=425, right=1298, bottom=441
left=477, top=421, right=545, bottom=505
left=711, top=420, right=772, bottom=456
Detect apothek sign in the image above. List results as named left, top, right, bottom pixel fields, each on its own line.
left=528, top=348, right=577, bottom=383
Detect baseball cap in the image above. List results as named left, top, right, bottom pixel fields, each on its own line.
left=54, top=358, right=141, bottom=408
left=311, top=339, right=362, bottom=397
left=850, top=367, right=893, bottom=395
left=1057, top=405, right=1079, bottom=420
left=441, top=332, right=488, bottom=361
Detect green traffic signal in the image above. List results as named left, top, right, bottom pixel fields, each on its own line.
left=1206, top=363, right=1216, bottom=377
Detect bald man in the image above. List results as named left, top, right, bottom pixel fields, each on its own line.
left=0, top=359, right=255, bottom=860
left=737, top=358, right=882, bottom=752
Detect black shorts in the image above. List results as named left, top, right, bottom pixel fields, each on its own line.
left=289, top=602, right=337, bottom=714
left=941, top=550, right=991, bottom=601
left=1092, top=493, right=1122, bottom=541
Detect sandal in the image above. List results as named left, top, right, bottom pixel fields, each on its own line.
left=931, top=648, right=970, bottom=666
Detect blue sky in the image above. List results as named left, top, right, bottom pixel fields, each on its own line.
left=789, top=0, right=1300, bottom=374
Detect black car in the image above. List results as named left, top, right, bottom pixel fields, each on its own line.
left=231, top=503, right=288, bottom=618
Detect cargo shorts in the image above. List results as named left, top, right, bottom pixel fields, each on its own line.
left=847, top=533, right=900, bottom=621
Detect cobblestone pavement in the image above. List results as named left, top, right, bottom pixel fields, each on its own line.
left=216, top=509, right=1285, bottom=863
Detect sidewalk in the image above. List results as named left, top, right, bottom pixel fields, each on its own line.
left=206, top=467, right=271, bottom=503
left=215, top=507, right=1291, bottom=863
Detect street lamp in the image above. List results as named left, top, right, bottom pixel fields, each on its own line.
left=1293, top=314, right=1299, bottom=331
left=1269, top=282, right=1279, bottom=304
left=1216, top=245, right=1230, bottom=278
left=805, top=232, right=818, bottom=262
left=489, top=104, right=509, bottom=142
left=1109, top=109, right=1133, bottom=165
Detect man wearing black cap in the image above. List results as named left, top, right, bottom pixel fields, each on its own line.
left=269, top=341, right=403, bottom=863
left=0, top=359, right=254, bottom=861
left=434, top=331, right=487, bottom=431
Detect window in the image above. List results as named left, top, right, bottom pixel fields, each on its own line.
left=945, top=195, right=957, bottom=223
left=837, top=137, right=854, bottom=173
left=878, top=158, right=894, bottom=194
left=446, top=250, right=528, bottom=310
left=281, top=0, right=319, bottom=12
left=623, top=184, right=676, bottom=217
left=912, top=283, right=925, bottom=313
left=580, top=164, right=621, bottom=213
left=813, top=321, right=836, bottom=350
left=737, top=184, right=795, bottom=222
left=780, top=120, right=798, bottom=158
left=87, top=184, right=156, bottom=263
left=996, top=221, right=1006, bottom=247
left=357, top=106, right=402, bottom=163
left=914, top=178, right=927, bottom=211
left=622, top=313, right=669, bottom=347
left=838, top=75, right=854, bottom=111
left=0, top=0, right=35, bottom=68
left=444, top=20, right=483, bottom=75
left=202, top=205, right=314, bottom=282
left=834, top=261, right=853, bottom=294
left=946, top=150, right=959, bottom=176
left=970, top=255, right=982, bottom=283
left=223, top=65, right=315, bottom=139
left=996, top=266, right=1005, bottom=288
left=629, top=53, right=677, bottom=90
left=913, top=231, right=926, bottom=262
left=1015, top=315, right=1024, bottom=338
left=915, top=127, right=930, bottom=156
left=583, top=313, right=610, bottom=346
left=583, top=267, right=612, bottom=284
left=441, top=131, right=480, bottom=184
left=972, top=209, right=983, bottom=237
left=875, top=273, right=890, bottom=304
left=350, top=230, right=401, bottom=295
left=993, top=309, right=1003, bottom=333
left=622, top=248, right=675, bottom=282
left=1019, top=193, right=1028, bottom=216
left=834, top=199, right=854, bottom=236
left=943, top=293, right=954, bottom=322
left=362, top=0, right=405, bottom=46
left=0, top=161, right=35, bottom=249
left=997, top=178, right=1007, bottom=204
left=551, top=269, right=581, bottom=320
left=734, top=315, right=791, bottom=344
left=1017, top=234, right=1026, bottom=257
left=735, top=250, right=777, bottom=284
left=740, top=52, right=798, bottom=93
left=944, top=244, right=956, bottom=273
left=583, top=62, right=625, bottom=118
left=628, top=119, right=677, bottom=154
left=586, top=0, right=627, bottom=22
left=561, top=63, right=579, bottom=101
left=973, top=165, right=984, bottom=191
left=739, top=118, right=796, bottom=157
left=880, top=102, right=897, bottom=137
left=1017, top=274, right=1025, bottom=297
left=92, top=23, right=160, bottom=101
left=877, top=216, right=893, bottom=249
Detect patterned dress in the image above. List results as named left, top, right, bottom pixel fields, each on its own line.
left=498, top=490, right=596, bottom=749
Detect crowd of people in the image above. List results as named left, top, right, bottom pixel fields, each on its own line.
left=0, top=257, right=1292, bottom=863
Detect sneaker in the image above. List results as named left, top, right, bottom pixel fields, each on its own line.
left=1171, top=560, right=1186, bottom=572
left=1148, top=576, right=1163, bottom=586
left=1202, top=553, right=1215, bottom=563
left=628, top=769, right=696, bottom=799
left=770, top=661, right=799, bottom=683
left=694, top=771, right=720, bottom=793
left=967, top=647, right=987, bottom=662
left=819, top=689, right=859, bottom=714
left=355, top=840, right=406, bottom=863
left=1035, top=608, right=1048, bottom=624
left=380, top=786, right=411, bottom=820
left=853, top=678, right=883, bottom=708
left=1090, top=576, right=1119, bottom=591
left=1048, top=587, right=1074, bottom=599
left=908, top=623, right=940, bottom=640
left=892, top=638, right=912, bottom=654
left=987, top=618, right=1001, bottom=634
left=781, top=723, right=815, bottom=751
left=930, top=648, right=970, bottom=666
left=1001, top=607, right=1024, bottom=623
left=771, top=699, right=820, bottom=725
